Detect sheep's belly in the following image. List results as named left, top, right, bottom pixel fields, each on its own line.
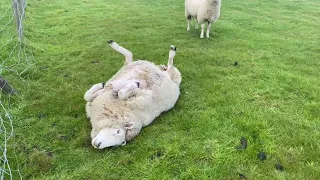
left=90, top=95, right=136, bottom=122
left=186, top=0, right=200, bottom=17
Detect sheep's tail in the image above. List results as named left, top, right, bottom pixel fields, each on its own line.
left=108, top=40, right=133, bottom=65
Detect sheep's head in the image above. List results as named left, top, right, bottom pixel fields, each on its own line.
left=91, top=122, right=135, bottom=149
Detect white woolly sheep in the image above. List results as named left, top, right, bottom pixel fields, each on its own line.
left=84, top=40, right=181, bottom=149
left=185, top=0, right=221, bottom=38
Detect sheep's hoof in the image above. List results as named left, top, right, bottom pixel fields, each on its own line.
left=170, top=45, right=176, bottom=51
left=107, top=40, right=114, bottom=44
left=97, top=142, right=102, bottom=148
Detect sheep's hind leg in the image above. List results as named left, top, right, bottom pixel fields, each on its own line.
left=157, top=45, right=176, bottom=74
left=166, top=45, right=178, bottom=81
left=206, top=22, right=212, bottom=38
left=108, top=40, right=133, bottom=65
left=195, top=19, right=198, bottom=29
left=200, top=23, right=205, bottom=38
left=167, top=45, right=176, bottom=68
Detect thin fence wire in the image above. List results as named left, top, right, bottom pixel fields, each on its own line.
left=1, top=0, right=34, bottom=179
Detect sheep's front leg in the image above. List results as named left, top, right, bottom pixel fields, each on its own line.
left=206, top=23, right=212, bottom=38
left=200, top=23, right=205, bottom=38
left=118, top=82, right=139, bottom=100
left=84, top=83, right=105, bottom=102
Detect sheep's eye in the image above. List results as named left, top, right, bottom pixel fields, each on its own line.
left=117, top=130, right=120, bottom=134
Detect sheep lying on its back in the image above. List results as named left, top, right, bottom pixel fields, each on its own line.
left=84, top=40, right=181, bottom=149
left=185, top=0, right=221, bottom=38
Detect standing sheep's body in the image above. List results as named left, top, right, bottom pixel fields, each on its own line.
left=84, top=41, right=181, bottom=149
left=185, top=0, right=221, bottom=38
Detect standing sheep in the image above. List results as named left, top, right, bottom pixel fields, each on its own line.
left=185, top=0, right=221, bottom=38
left=84, top=40, right=181, bottom=149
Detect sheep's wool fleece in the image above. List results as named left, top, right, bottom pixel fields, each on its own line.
left=88, top=60, right=180, bottom=140
left=185, top=0, right=221, bottom=23
left=197, top=0, right=221, bottom=23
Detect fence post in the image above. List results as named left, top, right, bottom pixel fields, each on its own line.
left=0, top=76, right=18, bottom=95
left=12, top=0, right=26, bottom=40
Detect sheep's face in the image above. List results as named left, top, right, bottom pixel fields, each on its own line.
left=92, top=128, right=126, bottom=149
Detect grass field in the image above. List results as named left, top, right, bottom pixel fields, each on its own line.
left=1, top=0, right=320, bottom=179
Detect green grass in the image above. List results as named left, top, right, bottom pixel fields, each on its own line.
left=1, top=0, right=320, bottom=179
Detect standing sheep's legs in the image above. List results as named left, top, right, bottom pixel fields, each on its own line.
left=84, top=83, right=105, bottom=102
left=186, top=15, right=191, bottom=31
left=108, top=40, right=133, bottom=65
left=206, top=23, right=212, bottom=38
left=195, top=20, right=198, bottom=29
left=200, top=24, right=205, bottom=38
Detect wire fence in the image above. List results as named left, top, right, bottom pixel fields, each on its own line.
left=1, top=0, right=34, bottom=179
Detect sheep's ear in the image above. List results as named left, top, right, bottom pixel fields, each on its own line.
left=125, top=122, right=135, bottom=130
